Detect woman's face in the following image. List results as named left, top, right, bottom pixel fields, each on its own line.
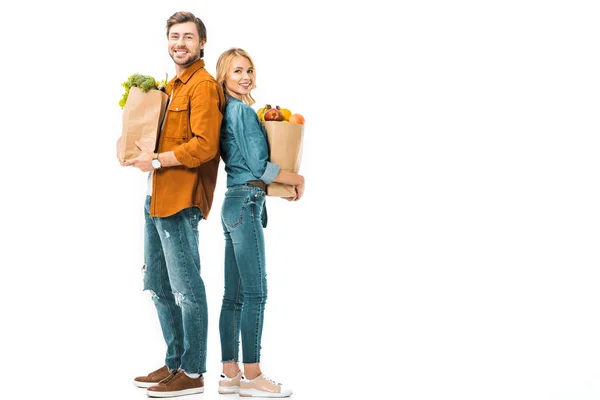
left=224, top=56, right=254, bottom=100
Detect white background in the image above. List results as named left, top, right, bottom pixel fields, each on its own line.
left=1, top=1, right=600, bottom=399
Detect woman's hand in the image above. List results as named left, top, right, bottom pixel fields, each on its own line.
left=294, top=176, right=305, bottom=201
left=273, top=171, right=305, bottom=201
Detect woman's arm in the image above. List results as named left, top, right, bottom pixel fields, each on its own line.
left=272, top=169, right=303, bottom=186
left=229, top=104, right=280, bottom=182
left=273, top=170, right=305, bottom=201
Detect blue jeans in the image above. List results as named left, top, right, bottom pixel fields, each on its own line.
left=143, top=196, right=208, bottom=374
left=219, top=185, right=268, bottom=364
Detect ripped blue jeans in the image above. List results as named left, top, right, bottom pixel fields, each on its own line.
left=219, top=185, right=268, bottom=364
left=143, top=195, right=208, bottom=374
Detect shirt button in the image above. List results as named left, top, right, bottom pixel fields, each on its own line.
left=175, top=107, right=179, bottom=111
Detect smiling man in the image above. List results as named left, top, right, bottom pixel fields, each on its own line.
left=122, top=11, right=225, bottom=398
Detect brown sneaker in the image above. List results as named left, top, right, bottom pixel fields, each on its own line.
left=239, top=373, right=293, bottom=398
left=146, top=370, right=204, bottom=398
left=133, top=365, right=171, bottom=388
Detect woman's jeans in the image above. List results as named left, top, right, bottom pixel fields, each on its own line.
left=143, top=195, right=208, bottom=374
left=219, top=185, right=268, bottom=364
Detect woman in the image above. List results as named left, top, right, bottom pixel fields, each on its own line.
left=215, top=48, right=303, bottom=397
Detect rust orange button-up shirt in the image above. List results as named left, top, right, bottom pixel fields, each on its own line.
left=150, top=59, right=225, bottom=218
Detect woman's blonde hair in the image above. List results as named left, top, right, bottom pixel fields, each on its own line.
left=216, top=48, right=256, bottom=106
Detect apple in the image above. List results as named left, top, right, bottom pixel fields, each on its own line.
left=264, top=107, right=283, bottom=121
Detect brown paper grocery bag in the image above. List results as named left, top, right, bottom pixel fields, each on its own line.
left=262, top=121, right=304, bottom=197
left=118, top=87, right=169, bottom=161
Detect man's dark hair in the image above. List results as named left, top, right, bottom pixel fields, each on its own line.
left=166, top=11, right=207, bottom=58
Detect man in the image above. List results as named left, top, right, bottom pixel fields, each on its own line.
left=119, top=11, right=225, bottom=397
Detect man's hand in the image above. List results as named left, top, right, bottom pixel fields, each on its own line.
left=116, top=137, right=125, bottom=165
left=122, top=141, right=155, bottom=172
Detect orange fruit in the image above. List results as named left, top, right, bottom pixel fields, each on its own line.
left=288, top=113, right=305, bottom=125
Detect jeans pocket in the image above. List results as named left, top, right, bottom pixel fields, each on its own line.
left=222, top=195, right=250, bottom=229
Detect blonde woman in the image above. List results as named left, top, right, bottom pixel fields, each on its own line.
left=214, top=48, right=304, bottom=397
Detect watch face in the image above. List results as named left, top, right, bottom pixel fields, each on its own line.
left=152, top=159, right=161, bottom=168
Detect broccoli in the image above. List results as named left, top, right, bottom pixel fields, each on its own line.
left=118, top=73, right=168, bottom=109
left=139, top=77, right=156, bottom=92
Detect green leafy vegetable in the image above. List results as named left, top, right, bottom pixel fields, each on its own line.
left=119, top=73, right=168, bottom=108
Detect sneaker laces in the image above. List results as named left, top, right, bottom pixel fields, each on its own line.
left=262, top=375, right=282, bottom=386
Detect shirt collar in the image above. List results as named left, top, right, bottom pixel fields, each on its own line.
left=172, top=59, right=205, bottom=84
left=225, top=94, right=242, bottom=104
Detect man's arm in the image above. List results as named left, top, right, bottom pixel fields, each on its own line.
left=123, top=80, right=223, bottom=171
left=172, top=80, right=223, bottom=167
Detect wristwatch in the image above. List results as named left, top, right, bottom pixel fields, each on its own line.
left=151, top=153, right=162, bottom=169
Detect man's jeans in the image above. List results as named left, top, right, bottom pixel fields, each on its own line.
left=143, top=196, right=208, bottom=374
left=219, top=185, right=268, bottom=364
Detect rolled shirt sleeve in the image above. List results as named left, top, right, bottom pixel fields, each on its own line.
left=259, top=161, right=280, bottom=184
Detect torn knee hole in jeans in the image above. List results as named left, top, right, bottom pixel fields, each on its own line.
left=174, top=291, right=184, bottom=306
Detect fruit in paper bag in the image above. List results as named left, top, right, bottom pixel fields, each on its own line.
left=288, top=113, right=305, bottom=125
left=257, top=104, right=270, bottom=121
left=276, top=105, right=292, bottom=121
left=264, top=106, right=283, bottom=121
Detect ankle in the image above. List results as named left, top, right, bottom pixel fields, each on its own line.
left=222, top=362, right=241, bottom=378
left=242, top=362, right=262, bottom=380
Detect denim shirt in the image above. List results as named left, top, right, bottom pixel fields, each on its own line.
left=220, top=96, right=280, bottom=187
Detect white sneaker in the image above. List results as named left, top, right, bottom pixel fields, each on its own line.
left=218, top=370, right=242, bottom=394
left=239, top=373, right=293, bottom=398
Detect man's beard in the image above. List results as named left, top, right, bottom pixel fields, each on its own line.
left=170, top=50, right=200, bottom=66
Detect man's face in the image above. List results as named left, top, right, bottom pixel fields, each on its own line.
left=168, top=22, right=204, bottom=67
